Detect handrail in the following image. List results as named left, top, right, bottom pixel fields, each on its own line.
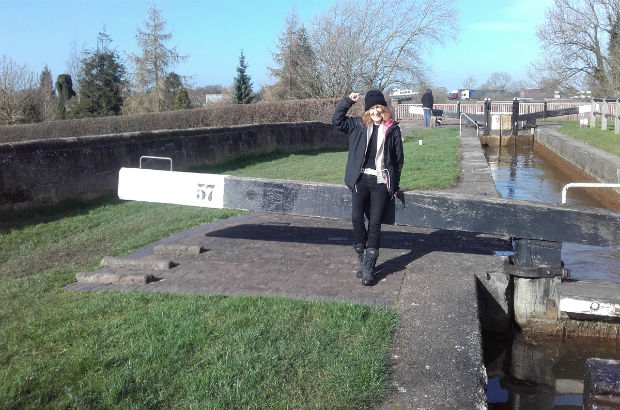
left=139, top=156, right=173, bottom=171
left=459, top=113, right=479, bottom=136
left=561, top=183, right=620, bottom=204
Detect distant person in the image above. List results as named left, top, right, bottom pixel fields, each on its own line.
left=421, top=88, right=434, bottom=127
left=332, top=90, right=404, bottom=285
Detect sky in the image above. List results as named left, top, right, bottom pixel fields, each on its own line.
left=1, top=0, right=556, bottom=93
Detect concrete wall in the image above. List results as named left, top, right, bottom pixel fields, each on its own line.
left=0, top=122, right=347, bottom=212
left=536, top=125, right=620, bottom=184
left=535, top=124, right=620, bottom=208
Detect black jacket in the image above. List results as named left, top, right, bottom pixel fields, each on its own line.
left=332, top=96, right=404, bottom=196
left=421, top=91, right=434, bottom=108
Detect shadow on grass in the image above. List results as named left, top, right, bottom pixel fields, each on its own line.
left=1, top=195, right=122, bottom=233
left=188, top=148, right=346, bottom=174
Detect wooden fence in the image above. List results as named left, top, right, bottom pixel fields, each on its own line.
left=393, top=101, right=587, bottom=122
left=394, top=99, right=619, bottom=136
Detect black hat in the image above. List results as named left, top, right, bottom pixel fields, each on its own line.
left=364, top=90, right=387, bottom=111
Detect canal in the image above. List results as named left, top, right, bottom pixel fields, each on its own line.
left=482, top=143, right=620, bottom=409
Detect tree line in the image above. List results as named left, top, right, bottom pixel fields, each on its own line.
left=1, top=0, right=619, bottom=126
left=0, top=5, right=255, bottom=125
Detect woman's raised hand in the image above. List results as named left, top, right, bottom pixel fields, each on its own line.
left=349, top=92, right=361, bottom=101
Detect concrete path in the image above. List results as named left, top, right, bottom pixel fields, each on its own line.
left=66, top=122, right=507, bottom=409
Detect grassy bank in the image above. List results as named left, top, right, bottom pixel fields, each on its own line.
left=194, top=125, right=461, bottom=190
left=0, top=126, right=459, bottom=409
left=555, top=120, right=619, bottom=156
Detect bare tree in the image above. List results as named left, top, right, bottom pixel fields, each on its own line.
left=462, top=75, right=476, bottom=89
left=310, top=0, right=459, bottom=96
left=131, top=5, right=188, bottom=112
left=533, top=0, right=620, bottom=96
left=309, top=5, right=359, bottom=97
left=482, top=72, right=512, bottom=90
left=0, top=55, right=35, bottom=125
left=66, top=39, right=86, bottom=102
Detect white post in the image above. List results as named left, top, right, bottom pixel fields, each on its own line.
left=601, top=100, right=608, bottom=130
left=589, top=99, right=596, bottom=128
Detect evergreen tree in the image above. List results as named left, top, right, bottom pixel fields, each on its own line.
left=173, top=87, right=191, bottom=109
left=76, top=31, right=125, bottom=117
left=132, top=5, right=187, bottom=112
left=38, top=65, right=56, bottom=121
left=233, top=51, right=253, bottom=104
left=164, top=72, right=183, bottom=110
left=55, top=74, right=76, bottom=120
left=269, top=10, right=321, bottom=99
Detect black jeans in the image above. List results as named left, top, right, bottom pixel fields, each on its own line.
left=351, top=173, right=389, bottom=250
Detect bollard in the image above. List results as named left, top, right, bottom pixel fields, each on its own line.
left=505, top=239, right=566, bottom=328
left=511, top=98, right=519, bottom=137
left=483, top=98, right=491, bottom=137
left=583, top=358, right=620, bottom=410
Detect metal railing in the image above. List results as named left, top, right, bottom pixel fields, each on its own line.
left=561, top=183, right=620, bottom=204
left=139, top=156, right=173, bottom=171
left=459, top=113, right=479, bottom=136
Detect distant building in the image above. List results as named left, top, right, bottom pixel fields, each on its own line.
left=388, top=88, right=418, bottom=104
left=205, top=94, right=225, bottom=104
left=571, top=90, right=592, bottom=99
left=519, top=89, right=545, bottom=99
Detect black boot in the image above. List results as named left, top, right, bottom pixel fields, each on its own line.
left=353, top=243, right=365, bottom=278
left=361, top=248, right=378, bottom=286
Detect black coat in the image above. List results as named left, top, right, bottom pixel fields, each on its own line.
left=332, top=96, right=404, bottom=196
left=421, top=91, right=434, bottom=108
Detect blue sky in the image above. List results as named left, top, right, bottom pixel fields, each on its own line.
left=1, top=0, right=555, bottom=92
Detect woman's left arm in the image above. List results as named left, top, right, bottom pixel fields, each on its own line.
left=393, top=127, right=404, bottom=193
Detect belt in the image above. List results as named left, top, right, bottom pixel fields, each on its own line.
left=362, top=168, right=379, bottom=176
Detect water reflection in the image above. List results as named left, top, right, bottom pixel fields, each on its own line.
left=484, top=144, right=620, bottom=284
left=485, top=331, right=620, bottom=409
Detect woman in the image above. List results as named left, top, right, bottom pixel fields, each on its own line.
left=332, top=90, right=404, bottom=285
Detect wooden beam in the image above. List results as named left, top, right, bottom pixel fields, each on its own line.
left=118, top=168, right=620, bottom=248
left=519, top=107, right=579, bottom=122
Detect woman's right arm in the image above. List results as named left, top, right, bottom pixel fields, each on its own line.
left=332, top=93, right=360, bottom=134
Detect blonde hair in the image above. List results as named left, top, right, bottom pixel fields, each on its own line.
left=362, top=105, right=392, bottom=127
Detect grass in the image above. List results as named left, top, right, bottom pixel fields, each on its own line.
left=0, top=199, right=244, bottom=280
left=1, top=278, right=396, bottom=409
left=0, top=125, right=459, bottom=409
left=553, top=120, right=619, bottom=156
left=400, top=126, right=461, bottom=189
left=193, top=125, right=461, bottom=191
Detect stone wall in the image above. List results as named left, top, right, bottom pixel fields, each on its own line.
left=0, top=122, right=347, bottom=212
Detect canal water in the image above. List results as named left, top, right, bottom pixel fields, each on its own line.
left=485, top=144, right=620, bottom=283
left=482, top=143, right=620, bottom=409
